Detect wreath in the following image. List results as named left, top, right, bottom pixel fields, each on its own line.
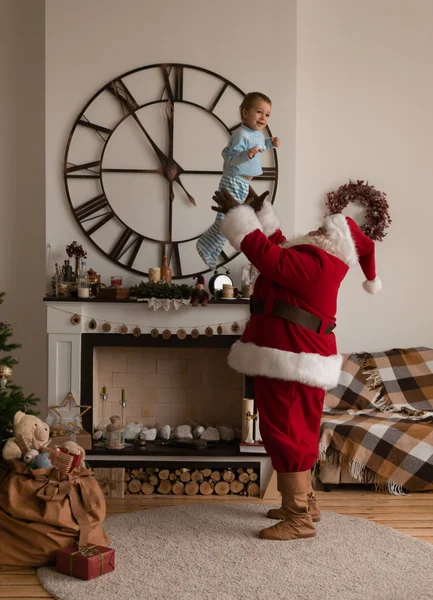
left=325, top=180, right=391, bottom=242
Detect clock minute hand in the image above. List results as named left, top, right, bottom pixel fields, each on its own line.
left=165, top=102, right=196, bottom=206
left=131, top=113, right=169, bottom=170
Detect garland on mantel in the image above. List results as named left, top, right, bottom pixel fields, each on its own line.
left=50, top=305, right=246, bottom=338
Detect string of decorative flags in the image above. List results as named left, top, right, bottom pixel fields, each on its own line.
left=49, top=305, right=247, bottom=339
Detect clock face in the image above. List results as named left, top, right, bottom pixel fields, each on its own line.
left=64, top=63, right=279, bottom=279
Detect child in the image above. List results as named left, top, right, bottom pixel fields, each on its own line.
left=196, top=92, right=279, bottom=269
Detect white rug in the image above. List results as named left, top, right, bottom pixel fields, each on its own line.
left=38, top=504, right=433, bottom=600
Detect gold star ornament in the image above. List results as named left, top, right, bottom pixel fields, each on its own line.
left=49, top=391, right=91, bottom=434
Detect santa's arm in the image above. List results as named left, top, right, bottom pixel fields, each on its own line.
left=221, top=205, right=322, bottom=292
left=255, top=200, right=286, bottom=244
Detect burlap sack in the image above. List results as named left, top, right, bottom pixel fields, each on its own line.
left=0, top=460, right=109, bottom=566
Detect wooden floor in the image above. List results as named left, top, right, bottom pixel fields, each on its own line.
left=1, top=485, right=433, bottom=600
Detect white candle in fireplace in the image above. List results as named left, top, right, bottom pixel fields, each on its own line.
left=121, top=388, right=126, bottom=426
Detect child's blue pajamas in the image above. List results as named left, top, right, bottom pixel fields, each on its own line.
left=196, top=125, right=274, bottom=269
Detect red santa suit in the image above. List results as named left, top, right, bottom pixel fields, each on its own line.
left=220, top=201, right=381, bottom=474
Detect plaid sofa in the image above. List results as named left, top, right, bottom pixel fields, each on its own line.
left=315, top=348, right=433, bottom=494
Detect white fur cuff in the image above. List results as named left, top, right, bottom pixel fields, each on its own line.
left=220, top=205, right=262, bottom=251
left=363, top=277, right=382, bottom=294
left=228, top=340, right=343, bottom=391
left=256, top=201, right=280, bottom=237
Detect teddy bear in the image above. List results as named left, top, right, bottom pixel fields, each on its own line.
left=2, top=411, right=51, bottom=461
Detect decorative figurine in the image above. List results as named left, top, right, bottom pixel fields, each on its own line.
left=191, top=275, right=209, bottom=306
left=244, top=410, right=257, bottom=444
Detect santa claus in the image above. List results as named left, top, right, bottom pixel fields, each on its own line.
left=213, top=187, right=382, bottom=541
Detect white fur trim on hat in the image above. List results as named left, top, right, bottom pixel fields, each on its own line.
left=228, top=340, right=343, bottom=391
left=220, top=205, right=262, bottom=251
left=256, top=201, right=280, bottom=237
left=324, top=214, right=358, bottom=267
left=363, top=277, right=382, bottom=294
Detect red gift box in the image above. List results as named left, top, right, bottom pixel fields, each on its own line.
left=56, top=545, right=115, bottom=580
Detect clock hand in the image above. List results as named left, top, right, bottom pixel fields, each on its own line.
left=165, top=101, right=196, bottom=206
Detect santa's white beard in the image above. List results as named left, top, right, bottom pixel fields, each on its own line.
left=281, top=234, right=336, bottom=255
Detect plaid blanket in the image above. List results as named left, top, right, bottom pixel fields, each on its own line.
left=323, top=353, right=381, bottom=412
left=359, top=347, right=433, bottom=416
left=316, top=410, right=433, bottom=494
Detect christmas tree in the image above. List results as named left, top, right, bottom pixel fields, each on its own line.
left=0, top=292, right=39, bottom=447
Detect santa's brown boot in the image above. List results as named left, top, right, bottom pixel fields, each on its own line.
left=307, top=470, right=321, bottom=523
left=267, top=470, right=320, bottom=523
left=260, top=471, right=316, bottom=540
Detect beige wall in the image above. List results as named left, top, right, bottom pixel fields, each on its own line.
left=0, top=1, right=46, bottom=408
left=296, top=0, right=433, bottom=352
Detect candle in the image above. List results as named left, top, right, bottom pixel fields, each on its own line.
left=102, top=386, right=107, bottom=395
left=121, top=388, right=126, bottom=404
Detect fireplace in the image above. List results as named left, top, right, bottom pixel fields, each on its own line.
left=45, top=298, right=274, bottom=496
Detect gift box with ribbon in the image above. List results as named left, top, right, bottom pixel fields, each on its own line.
left=56, top=545, right=115, bottom=580
left=93, top=467, right=125, bottom=499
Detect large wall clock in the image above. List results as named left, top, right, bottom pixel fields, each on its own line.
left=64, top=63, right=279, bottom=279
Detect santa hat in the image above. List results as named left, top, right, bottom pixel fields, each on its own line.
left=324, top=214, right=382, bottom=294
left=194, top=275, right=205, bottom=286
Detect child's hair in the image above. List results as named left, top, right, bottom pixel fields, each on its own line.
left=240, top=92, right=272, bottom=115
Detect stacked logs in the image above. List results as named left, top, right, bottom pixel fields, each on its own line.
left=124, top=467, right=260, bottom=497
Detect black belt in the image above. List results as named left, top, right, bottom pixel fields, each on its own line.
left=249, top=297, right=336, bottom=335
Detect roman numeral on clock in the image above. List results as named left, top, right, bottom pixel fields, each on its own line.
left=106, top=79, right=139, bottom=115
left=110, top=228, right=144, bottom=267
left=65, top=161, right=101, bottom=179
left=77, top=117, right=112, bottom=139
left=160, top=64, right=184, bottom=102
left=73, top=194, right=114, bottom=235
left=254, top=167, right=277, bottom=181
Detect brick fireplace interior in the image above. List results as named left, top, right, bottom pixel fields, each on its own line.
left=81, top=334, right=253, bottom=438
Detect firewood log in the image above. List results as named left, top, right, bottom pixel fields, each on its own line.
left=237, top=468, right=244, bottom=474
left=201, top=468, right=212, bottom=478
left=159, top=469, right=170, bottom=480
left=157, top=480, right=173, bottom=495
left=247, top=482, right=260, bottom=497
left=185, top=482, right=199, bottom=496
left=180, top=471, right=191, bottom=483
left=169, top=472, right=177, bottom=481
left=239, top=473, right=250, bottom=483
left=246, top=468, right=254, bottom=474
left=131, top=468, right=140, bottom=478
left=141, top=482, right=155, bottom=495
left=199, top=481, right=214, bottom=495
left=172, top=482, right=185, bottom=495
left=128, top=479, right=142, bottom=494
left=249, top=473, right=258, bottom=481
left=210, top=470, right=221, bottom=482
left=230, top=480, right=244, bottom=494
left=223, top=470, right=235, bottom=483
left=191, top=470, right=204, bottom=483
left=148, top=474, right=159, bottom=486
left=124, top=470, right=131, bottom=481
left=215, top=481, right=230, bottom=495
left=175, top=469, right=182, bottom=476
left=146, top=468, right=155, bottom=475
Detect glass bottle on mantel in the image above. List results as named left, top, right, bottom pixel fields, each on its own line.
left=77, top=260, right=90, bottom=298
left=160, top=255, right=172, bottom=283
